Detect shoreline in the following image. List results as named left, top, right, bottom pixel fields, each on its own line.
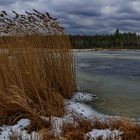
left=0, top=92, right=139, bottom=139
left=72, top=48, right=140, bottom=52
left=76, top=50, right=140, bottom=121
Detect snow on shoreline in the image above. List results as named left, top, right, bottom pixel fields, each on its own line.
left=0, top=119, right=37, bottom=140
left=72, top=49, right=140, bottom=52
left=0, top=92, right=123, bottom=139
left=51, top=92, right=125, bottom=139
left=87, top=129, right=123, bottom=140
left=70, top=92, right=97, bottom=102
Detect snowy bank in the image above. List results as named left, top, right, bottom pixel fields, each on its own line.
left=0, top=92, right=123, bottom=139
left=71, top=92, right=97, bottom=102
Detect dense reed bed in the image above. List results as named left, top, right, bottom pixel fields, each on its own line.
left=0, top=10, right=76, bottom=128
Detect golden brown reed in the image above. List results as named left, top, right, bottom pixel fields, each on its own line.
left=0, top=10, right=76, bottom=131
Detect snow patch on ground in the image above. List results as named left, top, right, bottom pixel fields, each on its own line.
left=65, top=100, right=104, bottom=119
left=50, top=114, right=75, bottom=137
left=87, top=129, right=123, bottom=140
left=65, top=92, right=108, bottom=122
left=71, top=92, right=97, bottom=102
left=0, top=119, right=38, bottom=140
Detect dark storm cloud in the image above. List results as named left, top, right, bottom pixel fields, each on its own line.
left=0, top=0, right=33, bottom=5
left=0, top=0, right=14, bottom=6
left=0, top=0, right=140, bottom=34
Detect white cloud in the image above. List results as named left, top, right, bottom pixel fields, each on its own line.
left=101, top=6, right=117, bottom=15
left=131, top=1, right=140, bottom=12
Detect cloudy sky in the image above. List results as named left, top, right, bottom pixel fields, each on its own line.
left=0, top=0, right=140, bottom=34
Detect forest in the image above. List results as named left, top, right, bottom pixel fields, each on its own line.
left=70, top=29, right=140, bottom=49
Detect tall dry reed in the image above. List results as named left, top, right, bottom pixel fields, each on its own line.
left=0, top=10, right=76, bottom=129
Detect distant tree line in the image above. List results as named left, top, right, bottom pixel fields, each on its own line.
left=70, top=29, right=140, bottom=49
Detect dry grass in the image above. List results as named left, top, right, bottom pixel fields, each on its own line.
left=62, top=118, right=92, bottom=140
left=47, top=117, right=140, bottom=140
left=0, top=10, right=76, bottom=131
left=91, top=118, right=140, bottom=140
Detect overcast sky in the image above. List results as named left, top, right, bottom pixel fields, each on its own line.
left=0, top=0, right=140, bottom=34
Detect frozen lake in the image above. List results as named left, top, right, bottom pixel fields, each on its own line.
left=76, top=50, right=140, bottom=119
